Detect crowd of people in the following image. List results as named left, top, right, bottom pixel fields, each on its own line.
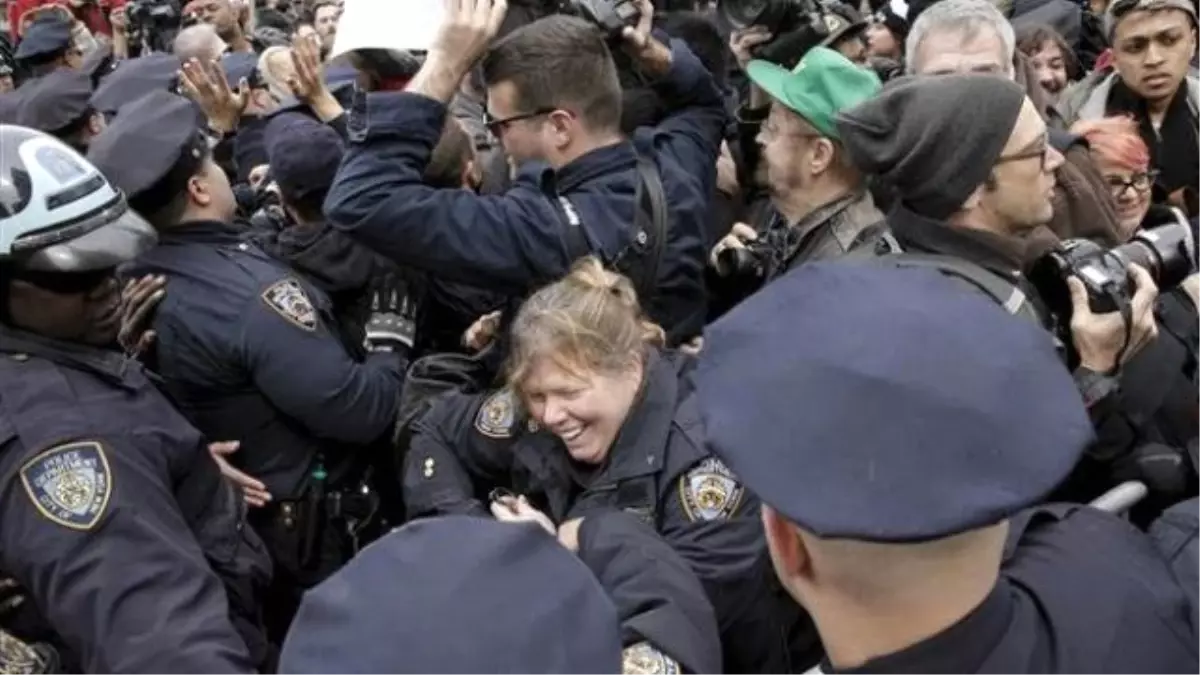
left=0, top=0, right=1197, bottom=672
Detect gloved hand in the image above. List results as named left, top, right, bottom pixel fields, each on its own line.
left=364, top=276, right=417, bottom=355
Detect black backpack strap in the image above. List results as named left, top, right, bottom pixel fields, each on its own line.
left=880, top=253, right=1041, bottom=322
left=555, top=153, right=668, bottom=306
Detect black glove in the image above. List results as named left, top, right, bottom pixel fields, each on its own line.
left=365, top=276, right=417, bottom=356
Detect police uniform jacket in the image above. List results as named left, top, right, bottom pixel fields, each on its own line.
left=0, top=326, right=271, bottom=673
left=404, top=349, right=790, bottom=673
left=826, top=504, right=1199, bottom=673
left=123, top=219, right=406, bottom=499
left=324, top=38, right=726, bottom=344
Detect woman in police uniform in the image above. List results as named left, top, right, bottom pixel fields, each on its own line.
left=403, top=257, right=807, bottom=674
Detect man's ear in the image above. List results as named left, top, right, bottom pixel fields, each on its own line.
left=462, top=159, right=483, bottom=192
left=762, top=504, right=811, bottom=583
left=961, top=181, right=988, bottom=211
left=809, top=137, right=838, bottom=176
left=187, top=174, right=211, bottom=207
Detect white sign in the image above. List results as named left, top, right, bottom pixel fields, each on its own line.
left=329, top=0, right=445, bottom=60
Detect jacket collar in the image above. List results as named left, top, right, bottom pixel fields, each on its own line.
left=537, top=141, right=637, bottom=195
left=583, top=349, right=677, bottom=485
left=890, top=205, right=1028, bottom=277
left=828, top=582, right=1013, bottom=674
left=0, top=325, right=138, bottom=389
left=157, top=219, right=247, bottom=247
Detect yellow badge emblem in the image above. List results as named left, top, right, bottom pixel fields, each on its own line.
left=679, top=457, right=745, bottom=522
left=20, top=441, right=112, bottom=531
left=622, top=642, right=681, bottom=675
left=475, top=390, right=516, bottom=439
left=261, top=278, right=317, bottom=331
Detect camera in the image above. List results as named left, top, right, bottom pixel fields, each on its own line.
left=715, top=238, right=776, bottom=279
left=557, top=0, right=641, bottom=39
left=125, top=0, right=185, bottom=53
left=718, top=0, right=830, bottom=67
left=1028, top=211, right=1196, bottom=367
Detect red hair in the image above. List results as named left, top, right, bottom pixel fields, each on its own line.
left=1071, top=116, right=1150, bottom=172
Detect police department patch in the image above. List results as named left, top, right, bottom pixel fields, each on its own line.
left=622, top=642, right=681, bottom=674
left=261, top=279, right=317, bottom=331
left=475, top=390, right=516, bottom=439
left=19, top=441, right=112, bottom=531
left=0, top=629, right=46, bottom=674
left=679, top=457, right=745, bottom=522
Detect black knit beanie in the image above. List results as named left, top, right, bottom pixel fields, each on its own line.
left=834, top=74, right=1027, bottom=220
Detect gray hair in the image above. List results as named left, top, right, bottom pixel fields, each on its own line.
left=905, top=0, right=1016, bottom=76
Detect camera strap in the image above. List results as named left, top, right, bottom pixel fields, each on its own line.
left=558, top=151, right=667, bottom=306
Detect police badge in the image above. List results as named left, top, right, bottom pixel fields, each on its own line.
left=0, top=629, right=48, bottom=675
left=475, top=389, right=516, bottom=439
left=261, top=278, right=317, bottom=331
left=621, top=642, right=681, bottom=675
left=679, top=457, right=745, bottom=522
left=19, top=441, right=112, bottom=531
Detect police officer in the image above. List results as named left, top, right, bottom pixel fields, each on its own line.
left=280, top=513, right=720, bottom=674
left=404, top=257, right=803, bottom=673
left=0, top=125, right=272, bottom=672
left=11, top=68, right=104, bottom=151
left=85, top=90, right=406, bottom=641
left=693, top=261, right=1199, bottom=673
left=324, top=0, right=723, bottom=345
left=13, top=15, right=79, bottom=80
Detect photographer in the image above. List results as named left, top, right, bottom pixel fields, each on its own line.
left=835, top=74, right=1176, bottom=504
left=325, top=0, right=726, bottom=346
left=709, top=46, right=883, bottom=293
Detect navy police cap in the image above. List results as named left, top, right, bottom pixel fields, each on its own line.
left=14, top=15, right=72, bottom=62
left=13, top=67, right=92, bottom=134
left=87, top=90, right=206, bottom=213
left=280, top=516, right=623, bottom=673
left=693, top=262, right=1094, bottom=542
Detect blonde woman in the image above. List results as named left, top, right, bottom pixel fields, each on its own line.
left=403, top=257, right=801, bottom=674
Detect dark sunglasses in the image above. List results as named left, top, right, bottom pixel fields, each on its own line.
left=11, top=268, right=115, bottom=295
left=483, top=107, right=557, bottom=137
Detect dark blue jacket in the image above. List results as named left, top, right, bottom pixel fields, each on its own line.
left=0, top=327, right=272, bottom=673
left=124, top=220, right=405, bottom=498
left=403, top=349, right=792, bottom=673
left=324, top=39, right=725, bottom=343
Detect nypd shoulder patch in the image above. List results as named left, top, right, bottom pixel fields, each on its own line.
left=0, top=629, right=47, bottom=675
left=679, top=457, right=745, bottom=522
left=261, top=278, right=317, bottom=331
left=475, top=389, right=517, bottom=439
left=622, top=642, right=681, bottom=675
left=20, top=441, right=112, bottom=531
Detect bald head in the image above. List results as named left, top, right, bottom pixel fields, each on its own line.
left=174, top=23, right=227, bottom=62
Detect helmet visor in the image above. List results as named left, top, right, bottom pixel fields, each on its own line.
left=17, top=198, right=158, bottom=273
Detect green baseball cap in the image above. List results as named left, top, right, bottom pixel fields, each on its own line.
left=746, top=47, right=882, bottom=141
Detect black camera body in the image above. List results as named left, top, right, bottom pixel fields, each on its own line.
left=125, top=0, right=184, bottom=53
left=1028, top=212, right=1197, bottom=367
left=716, top=238, right=775, bottom=279
left=557, top=0, right=641, bottom=39
left=717, top=0, right=829, bottom=68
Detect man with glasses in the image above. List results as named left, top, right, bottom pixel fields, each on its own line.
left=325, top=0, right=723, bottom=346
left=835, top=74, right=1160, bottom=451
left=1059, top=0, right=1197, bottom=218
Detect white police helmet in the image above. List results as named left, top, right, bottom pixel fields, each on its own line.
left=0, top=124, right=157, bottom=273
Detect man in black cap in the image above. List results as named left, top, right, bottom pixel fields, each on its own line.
left=837, top=77, right=1157, bottom=412
left=13, top=14, right=78, bottom=79
left=12, top=67, right=103, bottom=150
left=280, top=513, right=721, bottom=674
left=86, top=89, right=407, bottom=643
left=692, top=260, right=1199, bottom=673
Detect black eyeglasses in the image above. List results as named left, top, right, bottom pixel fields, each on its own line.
left=484, top=107, right=557, bottom=137
left=1105, top=170, right=1159, bottom=197
left=995, top=134, right=1051, bottom=171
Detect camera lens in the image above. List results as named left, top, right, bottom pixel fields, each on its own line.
left=1115, top=220, right=1197, bottom=291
